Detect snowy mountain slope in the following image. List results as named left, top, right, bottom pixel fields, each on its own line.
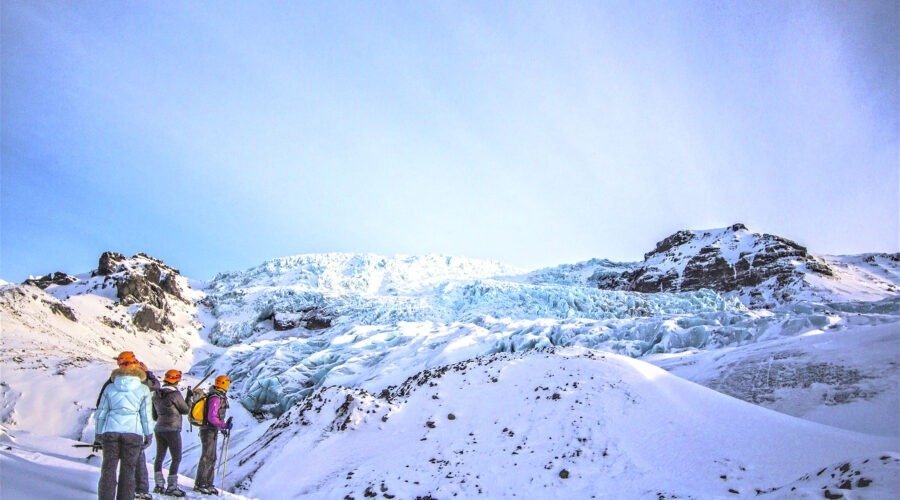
left=227, top=347, right=897, bottom=499
left=811, top=253, right=900, bottom=301
left=0, top=225, right=897, bottom=499
left=592, top=223, right=899, bottom=307
left=0, top=253, right=205, bottom=438
left=649, top=321, right=900, bottom=438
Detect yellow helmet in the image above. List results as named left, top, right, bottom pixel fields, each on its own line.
left=214, top=374, right=231, bottom=391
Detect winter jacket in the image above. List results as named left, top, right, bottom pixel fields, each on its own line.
left=95, top=365, right=152, bottom=437
left=204, top=388, right=229, bottom=430
left=96, top=367, right=161, bottom=406
left=145, top=369, right=161, bottom=392
left=152, top=384, right=191, bottom=432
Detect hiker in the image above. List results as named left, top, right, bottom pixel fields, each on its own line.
left=194, top=374, right=233, bottom=496
left=95, top=352, right=160, bottom=500
left=136, top=361, right=160, bottom=499
left=152, top=369, right=192, bottom=497
left=95, top=353, right=152, bottom=500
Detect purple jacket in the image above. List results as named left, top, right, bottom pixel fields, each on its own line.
left=205, top=390, right=229, bottom=429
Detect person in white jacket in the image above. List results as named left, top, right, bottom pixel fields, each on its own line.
left=95, top=360, right=152, bottom=500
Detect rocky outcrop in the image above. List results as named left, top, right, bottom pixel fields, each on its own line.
left=117, top=274, right=168, bottom=309
left=48, top=302, right=77, bottom=322
left=132, top=304, right=173, bottom=332
left=96, top=251, right=127, bottom=276
left=272, top=308, right=333, bottom=331
left=598, top=224, right=836, bottom=306
left=22, top=272, right=77, bottom=289
left=94, top=251, right=188, bottom=331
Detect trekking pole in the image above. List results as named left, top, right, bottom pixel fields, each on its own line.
left=219, top=429, right=231, bottom=493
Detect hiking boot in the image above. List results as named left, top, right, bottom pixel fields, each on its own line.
left=135, top=493, right=154, bottom=500
left=164, top=485, right=187, bottom=497
left=193, top=485, right=220, bottom=496
left=153, top=485, right=165, bottom=494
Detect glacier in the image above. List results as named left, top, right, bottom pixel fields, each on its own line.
left=197, top=253, right=900, bottom=416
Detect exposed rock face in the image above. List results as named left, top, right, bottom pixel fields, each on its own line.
left=48, top=302, right=77, bottom=322
left=599, top=224, right=836, bottom=306
left=96, top=251, right=127, bottom=276
left=117, top=274, right=168, bottom=309
left=96, top=252, right=188, bottom=331
left=272, top=308, right=333, bottom=331
left=22, top=272, right=77, bottom=289
left=160, top=273, right=185, bottom=301
left=132, top=304, right=173, bottom=332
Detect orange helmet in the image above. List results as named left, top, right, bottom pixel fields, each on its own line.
left=214, top=374, right=231, bottom=391
left=115, top=351, right=138, bottom=366
left=164, top=369, right=182, bottom=384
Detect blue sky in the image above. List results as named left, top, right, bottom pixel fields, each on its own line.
left=2, top=1, right=897, bottom=281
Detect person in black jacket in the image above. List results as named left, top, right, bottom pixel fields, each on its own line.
left=151, top=369, right=192, bottom=497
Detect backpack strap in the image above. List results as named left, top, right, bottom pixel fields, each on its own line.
left=95, top=379, right=113, bottom=408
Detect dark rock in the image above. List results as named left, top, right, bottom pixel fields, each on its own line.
left=144, top=263, right=162, bottom=284
left=117, top=274, right=168, bottom=309
left=598, top=224, right=836, bottom=306
left=273, top=308, right=333, bottom=331
left=49, top=302, right=77, bottom=321
left=824, top=489, right=844, bottom=499
left=559, top=469, right=569, bottom=479
left=160, top=273, right=185, bottom=301
left=23, top=272, right=77, bottom=289
left=97, top=251, right=126, bottom=276
left=132, top=304, right=173, bottom=332
left=645, top=230, right=694, bottom=260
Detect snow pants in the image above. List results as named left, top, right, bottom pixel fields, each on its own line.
left=195, top=428, right=219, bottom=488
left=136, top=448, right=149, bottom=494
left=154, top=430, right=183, bottom=476
left=98, top=432, right=143, bottom=500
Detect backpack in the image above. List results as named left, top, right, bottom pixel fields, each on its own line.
left=189, top=388, right=210, bottom=427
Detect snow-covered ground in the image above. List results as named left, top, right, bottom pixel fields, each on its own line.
left=648, top=321, right=900, bottom=438
left=1, top=241, right=898, bottom=498
left=229, top=348, right=898, bottom=498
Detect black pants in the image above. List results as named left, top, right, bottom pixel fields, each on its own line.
left=136, top=448, right=149, bottom=494
left=99, top=432, right=143, bottom=500
left=153, top=430, right=183, bottom=476
left=195, top=428, right=218, bottom=488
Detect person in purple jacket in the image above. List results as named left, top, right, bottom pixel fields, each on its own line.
left=193, top=374, right=232, bottom=496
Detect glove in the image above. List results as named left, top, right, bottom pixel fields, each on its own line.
left=225, top=417, right=233, bottom=431
left=92, top=440, right=102, bottom=452
left=143, top=435, right=153, bottom=449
